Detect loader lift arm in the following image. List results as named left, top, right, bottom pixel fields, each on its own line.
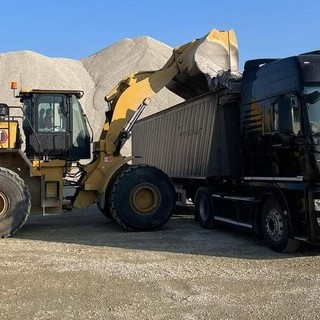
left=102, top=29, right=239, bottom=156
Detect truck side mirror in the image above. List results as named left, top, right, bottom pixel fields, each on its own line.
left=306, top=91, right=320, bottom=105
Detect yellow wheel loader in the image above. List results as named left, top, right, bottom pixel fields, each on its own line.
left=0, top=29, right=238, bottom=237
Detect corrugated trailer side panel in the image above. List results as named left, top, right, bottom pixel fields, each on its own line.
left=132, top=92, right=241, bottom=179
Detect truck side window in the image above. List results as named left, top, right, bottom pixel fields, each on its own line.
left=272, top=94, right=300, bottom=134
left=273, top=102, right=279, bottom=131
left=291, top=96, right=301, bottom=135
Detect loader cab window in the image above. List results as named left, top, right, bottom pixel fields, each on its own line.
left=22, top=99, right=32, bottom=133
left=37, top=95, right=67, bottom=132
left=70, top=94, right=91, bottom=159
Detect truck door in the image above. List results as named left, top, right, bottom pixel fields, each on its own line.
left=269, top=94, right=304, bottom=176
left=242, top=100, right=273, bottom=176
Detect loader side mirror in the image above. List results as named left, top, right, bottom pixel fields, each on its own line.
left=0, top=104, right=9, bottom=117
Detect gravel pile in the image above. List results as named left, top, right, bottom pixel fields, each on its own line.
left=0, top=37, right=183, bottom=155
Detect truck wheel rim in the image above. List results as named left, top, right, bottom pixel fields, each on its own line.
left=0, top=191, right=9, bottom=218
left=265, top=209, right=283, bottom=241
left=130, top=184, right=160, bottom=214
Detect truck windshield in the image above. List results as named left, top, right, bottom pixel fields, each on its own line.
left=305, top=86, right=320, bottom=136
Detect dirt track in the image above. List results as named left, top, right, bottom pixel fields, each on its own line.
left=0, top=207, right=319, bottom=320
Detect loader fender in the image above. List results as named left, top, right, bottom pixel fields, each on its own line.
left=96, top=156, right=134, bottom=211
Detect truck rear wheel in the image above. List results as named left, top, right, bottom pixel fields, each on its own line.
left=108, top=165, right=175, bottom=231
left=0, top=167, right=31, bottom=238
left=195, top=187, right=216, bottom=229
left=262, top=197, right=300, bottom=253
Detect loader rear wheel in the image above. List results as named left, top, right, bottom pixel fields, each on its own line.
left=0, top=168, right=31, bottom=238
left=108, top=165, right=175, bottom=231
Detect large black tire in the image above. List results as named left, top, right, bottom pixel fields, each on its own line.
left=194, top=187, right=216, bottom=229
left=96, top=201, right=114, bottom=220
left=108, top=165, right=175, bottom=231
left=97, top=164, right=130, bottom=221
left=0, top=167, right=31, bottom=238
left=262, top=197, right=300, bottom=253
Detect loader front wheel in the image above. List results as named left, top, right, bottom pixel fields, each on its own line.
left=109, top=165, right=175, bottom=231
left=97, top=201, right=114, bottom=220
left=0, top=168, right=31, bottom=238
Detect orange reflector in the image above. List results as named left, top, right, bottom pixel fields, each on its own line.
left=11, top=82, right=17, bottom=89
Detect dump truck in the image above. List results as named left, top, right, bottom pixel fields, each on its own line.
left=0, top=28, right=237, bottom=237
left=131, top=49, right=320, bottom=252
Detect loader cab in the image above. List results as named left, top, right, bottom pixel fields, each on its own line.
left=241, top=51, right=320, bottom=180
left=20, top=89, right=91, bottom=161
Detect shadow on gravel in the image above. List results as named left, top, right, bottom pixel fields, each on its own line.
left=14, top=206, right=320, bottom=259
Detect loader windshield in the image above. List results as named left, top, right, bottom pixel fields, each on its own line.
left=37, top=95, right=67, bottom=132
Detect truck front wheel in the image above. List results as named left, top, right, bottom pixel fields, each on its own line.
left=108, top=165, right=175, bottom=231
left=262, top=197, right=300, bottom=253
left=0, top=167, right=31, bottom=238
left=195, top=187, right=216, bottom=229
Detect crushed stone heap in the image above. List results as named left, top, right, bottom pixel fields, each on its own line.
left=0, top=36, right=183, bottom=155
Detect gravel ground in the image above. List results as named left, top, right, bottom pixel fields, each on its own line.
left=0, top=207, right=319, bottom=320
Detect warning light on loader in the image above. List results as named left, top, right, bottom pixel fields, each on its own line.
left=11, top=82, right=17, bottom=89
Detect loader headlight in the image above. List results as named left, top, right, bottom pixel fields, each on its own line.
left=314, top=199, right=320, bottom=211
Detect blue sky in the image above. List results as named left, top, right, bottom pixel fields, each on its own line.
left=1, top=0, right=319, bottom=69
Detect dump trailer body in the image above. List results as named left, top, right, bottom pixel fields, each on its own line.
left=132, top=90, right=241, bottom=179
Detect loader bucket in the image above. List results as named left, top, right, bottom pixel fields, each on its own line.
left=192, top=29, right=238, bottom=77
left=166, top=29, right=239, bottom=99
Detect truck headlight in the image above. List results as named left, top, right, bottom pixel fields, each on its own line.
left=314, top=199, right=320, bottom=211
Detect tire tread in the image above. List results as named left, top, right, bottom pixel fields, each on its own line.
left=0, top=167, right=31, bottom=238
